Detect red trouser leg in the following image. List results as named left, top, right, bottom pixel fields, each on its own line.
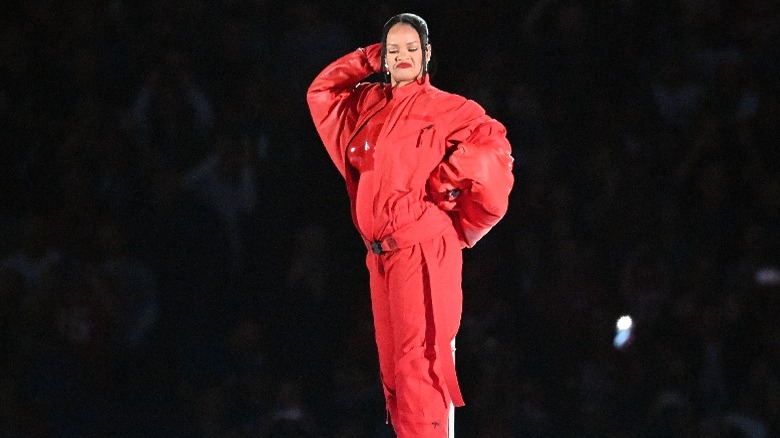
left=367, top=232, right=463, bottom=438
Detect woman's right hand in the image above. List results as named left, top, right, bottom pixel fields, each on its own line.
left=362, top=43, right=383, bottom=74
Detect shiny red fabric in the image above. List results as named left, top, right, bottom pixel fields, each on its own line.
left=307, top=42, right=513, bottom=437
left=346, top=95, right=390, bottom=173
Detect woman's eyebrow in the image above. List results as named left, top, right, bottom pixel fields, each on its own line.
left=386, top=42, right=420, bottom=48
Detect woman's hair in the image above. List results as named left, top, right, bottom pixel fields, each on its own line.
left=380, top=13, right=432, bottom=82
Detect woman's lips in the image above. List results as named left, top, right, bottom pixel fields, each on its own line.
left=396, top=62, right=412, bottom=69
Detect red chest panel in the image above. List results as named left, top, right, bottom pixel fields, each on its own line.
left=348, top=102, right=392, bottom=173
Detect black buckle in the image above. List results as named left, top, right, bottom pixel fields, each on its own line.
left=371, top=241, right=384, bottom=255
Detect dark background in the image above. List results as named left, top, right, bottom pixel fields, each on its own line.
left=1, top=0, right=778, bottom=437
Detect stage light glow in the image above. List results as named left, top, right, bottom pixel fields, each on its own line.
left=613, top=315, right=633, bottom=349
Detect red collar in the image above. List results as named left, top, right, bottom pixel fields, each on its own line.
left=390, top=75, right=431, bottom=99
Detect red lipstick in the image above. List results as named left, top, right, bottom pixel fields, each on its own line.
left=396, top=62, right=412, bottom=69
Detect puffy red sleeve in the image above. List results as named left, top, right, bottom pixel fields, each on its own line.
left=427, top=100, right=514, bottom=248
left=306, top=43, right=382, bottom=178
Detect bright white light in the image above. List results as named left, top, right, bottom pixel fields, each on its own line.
left=614, top=315, right=633, bottom=349
left=616, top=315, right=632, bottom=331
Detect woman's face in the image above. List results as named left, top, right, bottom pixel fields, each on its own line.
left=385, top=23, right=430, bottom=88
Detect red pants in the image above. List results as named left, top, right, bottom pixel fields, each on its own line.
left=367, top=230, right=463, bottom=438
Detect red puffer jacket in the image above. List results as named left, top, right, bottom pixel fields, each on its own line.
left=307, top=43, right=513, bottom=248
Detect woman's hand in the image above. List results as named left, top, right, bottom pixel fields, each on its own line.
left=427, top=164, right=466, bottom=211
left=361, top=43, right=383, bottom=74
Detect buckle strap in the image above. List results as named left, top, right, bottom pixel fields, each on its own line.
left=371, top=236, right=398, bottom=255
left=364, top=208, right=450, bottom=255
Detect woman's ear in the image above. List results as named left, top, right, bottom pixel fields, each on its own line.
left=426, top=44, right=432, bottom=63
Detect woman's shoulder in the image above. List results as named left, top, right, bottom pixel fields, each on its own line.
left=356, top=81, right=390, bottom=98
left=424, top=86, right=485, bottom=116
left=356, top=81, right=384, bottom=91
left=351, top=81, right=390, bottom=109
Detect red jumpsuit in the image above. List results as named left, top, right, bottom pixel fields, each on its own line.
left=307, top=43, right=513, bottom=437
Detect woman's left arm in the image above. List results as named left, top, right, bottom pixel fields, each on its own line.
left=428, top=99, right=515, bottom=247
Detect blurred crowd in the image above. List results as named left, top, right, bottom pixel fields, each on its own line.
left=1, top=0, right=778, bottom=437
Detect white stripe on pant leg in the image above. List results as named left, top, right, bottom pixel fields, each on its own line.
left=449, top=337, right=456, bottom=438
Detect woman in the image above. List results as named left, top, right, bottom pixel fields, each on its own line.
left=307, top=13, right=513, bottom=437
